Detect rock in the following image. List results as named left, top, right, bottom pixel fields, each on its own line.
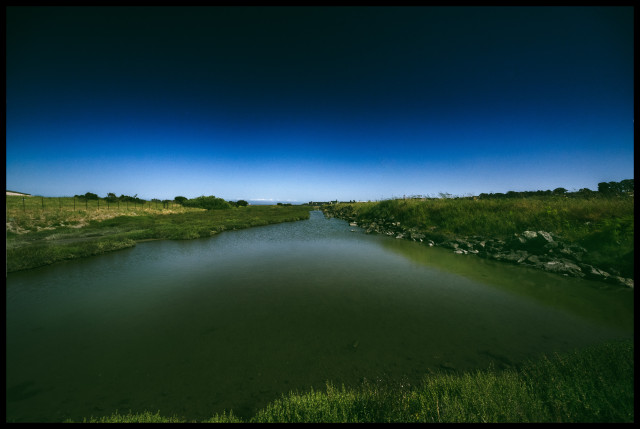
left=542, top=260, right=584, bottom=277
left=453, top=249, right=468, bottom=255
left=455, top=238, right=474, bottom=250
left=557, top=247, right=586, bottom=262
left=500, top=250, right=528, bottom=263
left=607, top=268, right=621, bottom=277
left=485, top=239, right=506, bottom=252
left=515, top=230, right=558, bottom=253
left=443, top=241, right=459, bottom=250
left=509, top=234, right=528, bottom=249
left=516, top=251, right=529, bottom=264
left=526, top=254, right=541, bottom=264
left=613, top=277, right=634, bottom=288
left=537, top=231, right=554, bottom=243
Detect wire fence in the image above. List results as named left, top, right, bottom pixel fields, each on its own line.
left=6, top=196, right=179, bottom=215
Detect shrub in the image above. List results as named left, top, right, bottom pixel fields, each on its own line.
left=182, top=195, right=232, bottom=210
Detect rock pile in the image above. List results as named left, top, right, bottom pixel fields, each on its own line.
left=323, top=209, right=633, bottom=289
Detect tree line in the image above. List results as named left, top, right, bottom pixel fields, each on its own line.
left=476, top=179, right=633, bottom=200
left=73, top=193, right=249, bottom=209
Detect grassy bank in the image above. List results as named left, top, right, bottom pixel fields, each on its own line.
left=325, top=195, right=634, bottom=278
left=73, top=339, right=633, bottom=423
left=6, top=197, right=311, bottom=272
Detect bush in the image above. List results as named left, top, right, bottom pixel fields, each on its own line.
left=174, top=196, right=188, bottom=204
left=182, top=195, right=231, bottom=210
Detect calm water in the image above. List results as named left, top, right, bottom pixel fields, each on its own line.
left=6, top=210, right=633, bottom=422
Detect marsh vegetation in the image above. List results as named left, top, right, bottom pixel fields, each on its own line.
left=324, top=189, right=634, bottom=280
left=6, top=195, right=310, bottom=272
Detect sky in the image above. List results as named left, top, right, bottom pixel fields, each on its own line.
left=6, top=6, right=634, bottom=203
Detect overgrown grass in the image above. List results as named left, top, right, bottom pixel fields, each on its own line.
left=74, top=339, right=633, bottom=423
left=329, top=196, right=634, bottom=278
left=6, top=236, right=137, bottom=272
left=6, top=195, right=203, bottom=235
left=6, top=198, right=311, bottom=272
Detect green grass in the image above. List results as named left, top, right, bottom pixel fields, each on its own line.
left=327, top=196, right=634, bottom=278
left=6, top=198, right=311, bottom=272
left=73, top=339, right=633, bottom=423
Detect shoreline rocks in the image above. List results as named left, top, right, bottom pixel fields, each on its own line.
left=322, top=209, right=634, bottom=289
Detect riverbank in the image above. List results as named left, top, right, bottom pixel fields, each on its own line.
left=321, top=197, right=634, bottom=288
left=6, top=203, right=311, bottom=273
left=71, top=339, right=634, bottom=422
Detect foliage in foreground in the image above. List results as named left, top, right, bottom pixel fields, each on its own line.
left=76, top=340, right=633, bottom=423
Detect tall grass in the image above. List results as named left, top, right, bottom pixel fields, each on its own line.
left=74, top=339, right=633, bottom=423
left=6, top=199, right=311, bottom=272
left=350, top=196, right=633, bottom=240
left=331, top=196, right=634, bottom=277
left=6, top=195, right=202, bottom=235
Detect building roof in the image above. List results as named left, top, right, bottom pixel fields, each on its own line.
left=6, top=190, right=32, bottom=196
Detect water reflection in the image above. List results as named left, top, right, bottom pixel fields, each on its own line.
left=378, top=236, right=634, bottom=332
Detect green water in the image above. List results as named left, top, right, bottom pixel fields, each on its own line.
left=5, top=210, right=633, bottom=422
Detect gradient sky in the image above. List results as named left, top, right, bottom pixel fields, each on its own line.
left=6, top=6, right=634, bottom=202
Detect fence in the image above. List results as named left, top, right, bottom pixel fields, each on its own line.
left=6, top=195, right=179, bottom=215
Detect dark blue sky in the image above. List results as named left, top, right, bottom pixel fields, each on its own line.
left=6, top=6, right=634, bottom=202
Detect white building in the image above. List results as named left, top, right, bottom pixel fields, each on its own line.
left=6, top=190, right=31, bottom=196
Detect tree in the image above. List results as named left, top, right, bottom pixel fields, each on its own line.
left=236, top=200, right=248, bottom=207
left=552, top=187, right=568, bottom=195
left=174, top=196, right=188, bottom=204
left=619, top=179, right=634, bottom=194
left=598, top=181, right=620, bottom=195
left=576, top=188, right=596, bottom=198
